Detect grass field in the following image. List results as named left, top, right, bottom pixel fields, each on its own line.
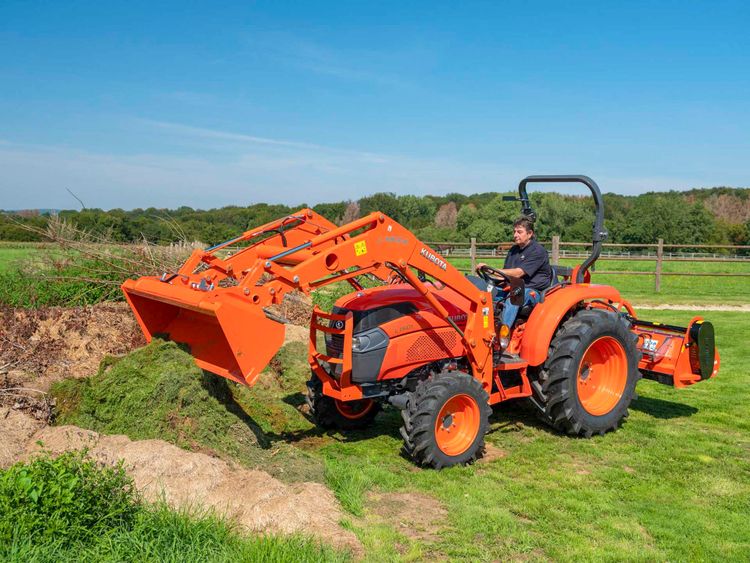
left=5, top=241, right=750, bottom=559
left=47, top=308, right=750, bottom=561
left=0, top=244, right=64, bottom=273
left=315, top=309, right=749, bottom=560
left=0, top=247, right=36, bottom=273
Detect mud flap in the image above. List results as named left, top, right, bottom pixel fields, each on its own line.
left=123, top=278, right=285, bottom=387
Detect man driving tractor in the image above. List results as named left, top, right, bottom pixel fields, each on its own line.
left=476, top=216, right=552, bottom=340
left=121, top=174, right=719, bottom=469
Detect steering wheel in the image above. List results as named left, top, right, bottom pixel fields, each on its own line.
left=477, top=264, right=511, bottom=290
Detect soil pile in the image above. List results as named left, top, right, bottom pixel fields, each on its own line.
left=21, top=425, right=361, bottom=554
left=0, top=408, right=45, bottom=467
left=1, top=297, right=369, bottom=553
left=0, top=303, right=145, bottom=390
left=0, top=298, right=312, bottom=392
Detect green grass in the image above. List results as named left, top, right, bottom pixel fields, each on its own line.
left=47, top=299, right=749, bottom=559
left=449, top=257, right=750, bottom=305
left=314, top=310, right=749, bottom=561
left=0, top=247, right=38, bottom=273
left=0, top=245, right=118, bottom=307
left=0, top=452, right=347, bottom=562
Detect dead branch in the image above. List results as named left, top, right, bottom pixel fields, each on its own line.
left=0, top=335, right=27, bottom=352
left=0, top=387, right=48, bottom=396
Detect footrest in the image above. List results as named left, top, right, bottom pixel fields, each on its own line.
left=494, top=352, right=528, bottom=370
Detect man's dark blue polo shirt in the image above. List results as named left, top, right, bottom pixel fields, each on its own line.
left=503, top=239, right=552, bottom=291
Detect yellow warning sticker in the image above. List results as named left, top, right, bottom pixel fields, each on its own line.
left=483, top=315, right=489, bottom=329
left=354, top=241, right=368, bottom=256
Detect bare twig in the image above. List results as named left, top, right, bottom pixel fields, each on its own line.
left=0, top=361, right=19, bottom=372
left=5, top=214, right=196, bottom=306
left=0, top=335, right=27, bottom=352
left=0, top=387, right=48, bottom=396
left=66, top=187, right=87, bottom=210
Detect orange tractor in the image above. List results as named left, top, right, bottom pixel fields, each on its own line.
left=122, top=175, right=719, bottom=469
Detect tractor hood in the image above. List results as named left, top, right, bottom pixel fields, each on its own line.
left=333, top=283, right=471, bottom=333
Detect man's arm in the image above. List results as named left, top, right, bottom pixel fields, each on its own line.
left=494, top=267, right=525, bottom=279
left=474, top=263, right=525, bottom=279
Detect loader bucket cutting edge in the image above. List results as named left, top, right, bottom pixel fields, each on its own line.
left=122, top=279, right=286, bottom=387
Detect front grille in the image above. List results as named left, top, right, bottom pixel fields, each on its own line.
left=326, top=333, right=344, bottom=358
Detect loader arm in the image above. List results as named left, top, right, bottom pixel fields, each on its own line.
left=122, top=211, right=494, bottom=389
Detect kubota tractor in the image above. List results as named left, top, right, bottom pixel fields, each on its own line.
left=122, top=175, right=719, bottom=469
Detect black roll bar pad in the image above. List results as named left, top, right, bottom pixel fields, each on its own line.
left=516, top=175, right=608, bottom=284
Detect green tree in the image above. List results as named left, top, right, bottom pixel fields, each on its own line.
left=396, top=195, right=436, bottom=228
left=358, top=192, right=400, bottom=219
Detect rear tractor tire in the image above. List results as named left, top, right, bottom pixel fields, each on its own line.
left=400, top=372, right=492, bottom=469
left=306, top=374, right=380, bottom=430
left=528, top=308, right=640, bottom=437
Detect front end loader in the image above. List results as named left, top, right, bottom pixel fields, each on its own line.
left=122, top=175, right=719, bottom=469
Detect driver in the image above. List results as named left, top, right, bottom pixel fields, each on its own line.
left=477, top=216, right=552, bottom=334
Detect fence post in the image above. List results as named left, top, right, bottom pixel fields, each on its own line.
left=655, top=238, right=663, bottom=292
left=470, top=237, right=477, bottom=273
left=551, top=235, right=560, bottom=266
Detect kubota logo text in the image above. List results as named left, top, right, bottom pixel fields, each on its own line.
left=419, top=248, right=447, bottom=270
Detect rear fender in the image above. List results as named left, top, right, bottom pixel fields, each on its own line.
left=520, top=284, right=623, bottom=366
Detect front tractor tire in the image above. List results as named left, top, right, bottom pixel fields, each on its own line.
left=529, top=308, right=640, bottom=437
left=400, top=372, right=492, bottom=469
left=306, top=374, right=380, bottom=430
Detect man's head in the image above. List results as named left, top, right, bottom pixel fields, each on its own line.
left=512, top=217, right=535, bottom=248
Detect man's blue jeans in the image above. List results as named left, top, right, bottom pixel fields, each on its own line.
left=497, top=288, right=542, bottom=328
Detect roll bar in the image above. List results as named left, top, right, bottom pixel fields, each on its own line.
left=510, top=175, right=608, bottom=284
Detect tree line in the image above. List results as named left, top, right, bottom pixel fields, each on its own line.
left=2, top=187, right=749, bottom=248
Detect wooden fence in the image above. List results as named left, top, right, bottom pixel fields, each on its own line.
left=427, top=237, right=750, bottom=293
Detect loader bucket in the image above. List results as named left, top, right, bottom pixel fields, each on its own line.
left=122, top=278, right=285, bottom=387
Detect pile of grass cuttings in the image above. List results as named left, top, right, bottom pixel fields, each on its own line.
left=50, top=339, right=323, bottom=482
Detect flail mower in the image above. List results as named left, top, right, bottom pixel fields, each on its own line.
left=122, top=175, right=719, bottom=469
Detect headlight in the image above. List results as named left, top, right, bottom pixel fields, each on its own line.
left=351, top=328, right=388, bottom=353
left=352, top=335, right=370, bottom=352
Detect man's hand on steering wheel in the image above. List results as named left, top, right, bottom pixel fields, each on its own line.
left=477, top=263, right=512, bottom=290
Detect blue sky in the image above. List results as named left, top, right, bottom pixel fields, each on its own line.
left=1, top=1, right=748, bottom=210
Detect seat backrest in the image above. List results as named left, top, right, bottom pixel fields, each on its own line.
left=549, top=265, right=572, bottom=287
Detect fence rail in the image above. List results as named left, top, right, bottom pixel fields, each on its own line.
left=426, top=237, right=750, bottom=292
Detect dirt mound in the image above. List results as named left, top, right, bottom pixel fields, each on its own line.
left=1, top=297, right=365, bottom=553
left=0, top=407, right=46, bottom=468
left=23, top=425, right=361, bottom=555
left=0, top=302, right=145, bottom=391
